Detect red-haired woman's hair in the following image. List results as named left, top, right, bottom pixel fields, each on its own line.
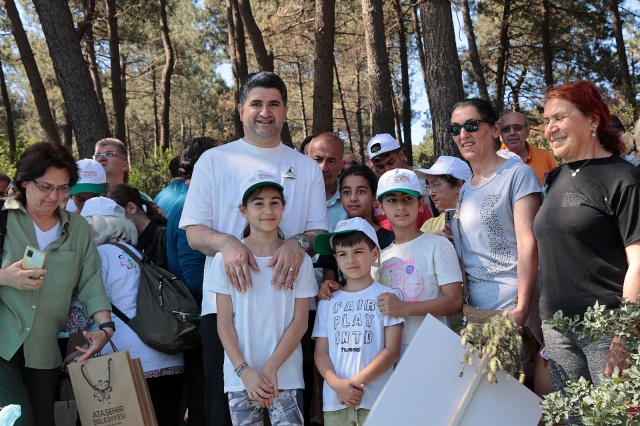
left=545, top=80, right=623, bottom=155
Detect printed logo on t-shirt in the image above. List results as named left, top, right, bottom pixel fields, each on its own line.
left=379, top=259, right=425, bottom=301
left=332, top=299, right=377, bottom=352
left=118, top=254, right=138, bottom=270
left=561, top=193, right=587, bottom=208
left=282, top=167, right=296, bottom=179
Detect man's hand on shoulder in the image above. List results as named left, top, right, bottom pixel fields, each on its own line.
left=268, top=238, right=306, bottom=290
left=223, top=238, right=259, bottom=292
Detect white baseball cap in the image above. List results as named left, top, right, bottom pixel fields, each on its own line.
left=376, top=168, right=422, bottom=200
left=367, top=134, right=401, bottom=160
left=240, top=170, right=284, bottom=203
left=313, top=217, right=379, bottom=255
left=70, top=159, right=107, bottom=195
left=414, top=156, right=472, bottom=182
left=80, top=196, right=126, bottom=218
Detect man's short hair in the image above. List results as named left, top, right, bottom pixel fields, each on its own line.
left=0, top=172, right=9, bottom=183
left=169, top=157, right=181, bottom=178
left=499, top=111, right=529, bottom=128
left=95, top=138, right=128, bottom=159
left=180, top=137, right=220, bottom=179
left=238, top=72, right=288, bottom=106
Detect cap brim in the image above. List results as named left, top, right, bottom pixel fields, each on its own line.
left=70, top=183, right=105, bottom=195
left=242, top=181, right=284, bottom=201
left=377, top=188, right=421, bottom=200
left=313, top=229, right=358, bottom=255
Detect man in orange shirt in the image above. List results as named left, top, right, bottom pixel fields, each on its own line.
left=499, top=112, right=558, bottom=186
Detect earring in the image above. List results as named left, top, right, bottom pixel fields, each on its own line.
left=591, top=127, right=596, bottom=137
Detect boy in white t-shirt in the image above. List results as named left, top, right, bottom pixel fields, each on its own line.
left=312, top=218, right=403, bottom=426
left=374, top=168, right=463, bottom=354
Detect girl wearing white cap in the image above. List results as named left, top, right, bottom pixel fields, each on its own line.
left=212, top=171, right=317, bottom=425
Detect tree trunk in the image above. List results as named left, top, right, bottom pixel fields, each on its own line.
left=295, top=60, right=309, bottom=139
left=460, top=0, right=490, bottom=100
left=361, top=0, right=394, bottom=136
left=312, top=0, right=335, bottom=134
left=2, top=0, right=60, bottom=145
left=152, top=68, right=159, bottom=151
left=106, top=0, right=126, bottom=143
left=0, top=57, right=17, bottom=162
left=410, top=4, right=429, bottom=91
left=159, top=0, right=175, bottom=151
left=61, top=105, right=73, bottom=152
left=334, top=58, right=353, bottom=153
left=227, top=0, right=247, bottom=140
left=83, top=24, right=108, bottom=121
left=494, top=0, right=511, bottom=114
left=392, top=0, right=413, bottom=164
left=419, top=0, right=464, bottom=157
left=32, top=0, right=110, bottom=159
left=355, top=62, right=366, bottom=162
left=609, top=0, right=636, bottom=116
left=540, top=0, right=553, bottom=87
left=236, top=0, right=273, bottom=71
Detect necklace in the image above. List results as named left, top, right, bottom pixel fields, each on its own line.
left=568, top=158, right=592, bottom=177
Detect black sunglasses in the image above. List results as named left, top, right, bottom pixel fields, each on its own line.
left=447, top=119, right=488, bottom=136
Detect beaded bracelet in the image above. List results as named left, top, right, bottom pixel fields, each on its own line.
left=235, top=362, right=248, bottom=377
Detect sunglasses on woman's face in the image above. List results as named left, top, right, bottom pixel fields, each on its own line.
left=447, top=119, right=488, bottom=137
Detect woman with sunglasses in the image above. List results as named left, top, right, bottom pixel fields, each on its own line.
left=534, top=82, right=640, bottom=412
left=449, top=99, right=541, bottom=329
left=0, top=142, right=114, bottom=425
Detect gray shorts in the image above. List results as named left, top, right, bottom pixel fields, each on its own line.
left=228, top=389, right=303, bottom=426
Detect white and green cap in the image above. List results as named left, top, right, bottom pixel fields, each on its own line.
left=240, top=170, right=284, bottom=202
left=80, top=196, right=126, bottom=219
left=313, top=217, right=379, bottom=255
left=376, top=168, right=422, bottom=200
left=70, top=159, right=106, bottom=195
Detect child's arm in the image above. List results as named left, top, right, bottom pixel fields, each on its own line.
left=351, top=323, right=402, bottom=385
left=217, top=293, right=274, bottom=407
left=314, top=337, right=364, bottom=408
left=377, top=282, right=462, bottom=317
left=261, top=297, right=310, bottom=400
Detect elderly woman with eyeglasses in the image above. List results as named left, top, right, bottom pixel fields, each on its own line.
left=0, top=142, right=114, bottom=426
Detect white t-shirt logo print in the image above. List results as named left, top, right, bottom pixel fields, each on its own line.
left=283, top=167, right=296, bottom=179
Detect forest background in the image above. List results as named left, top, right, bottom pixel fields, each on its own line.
left=0, top=0, right=639, bottom=196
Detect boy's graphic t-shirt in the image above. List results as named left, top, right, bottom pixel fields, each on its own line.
left=373, top=233, right=461, bottom=345
left=312, top=282, right=404, bottom=412
left=211, top=252, right=318, bottom=393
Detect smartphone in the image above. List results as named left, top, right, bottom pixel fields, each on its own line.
left=22, top=246, right=47, bottom=270
left=444, top=208, right=456, bottom=227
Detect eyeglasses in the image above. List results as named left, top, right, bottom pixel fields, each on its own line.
left=94, top=151, right=125, bottom=160
left=500, top=124, right=525, bottom=133
left=426, top=180, right=446, bottom=192
left=31, top=180, right=71, bottom=195
left=447, top=119, right=488, bottom=136
left=345, top=160, right=359, bottom=167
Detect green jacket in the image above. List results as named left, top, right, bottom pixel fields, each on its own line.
left=0, top=197, right=111, bottom=369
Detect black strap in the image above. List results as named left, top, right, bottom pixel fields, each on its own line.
left=105, top=241, right=140, bottom=325
left=0, top=200, right=7, bottom=265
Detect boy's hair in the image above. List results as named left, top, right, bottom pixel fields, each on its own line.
left=332, top=231, right=377, bottom=252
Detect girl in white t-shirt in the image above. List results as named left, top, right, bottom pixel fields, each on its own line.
left=213, top=171, right=317, bottom=426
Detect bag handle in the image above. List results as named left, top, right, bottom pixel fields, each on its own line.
left=0, top=200, right=7, bottom=265
left=105, top=241, right=140, bottom=324
left=81, top=358, right=113, bottom=402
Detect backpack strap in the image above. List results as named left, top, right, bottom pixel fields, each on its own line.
left=0, top=200, right=7, bottom=265
left=105, top=241, right=144, bottom=325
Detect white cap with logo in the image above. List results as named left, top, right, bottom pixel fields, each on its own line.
left=240, top=170, right=284, bottom=203
left=313, top=217, right=379, bottom=255
left=367, top=134, right=401, bottom=161
left=414, top=156, right=472, bottom=182
left=80, top=196, right=126, bottom=218
left=376, top=168, right=422, bottom=200
left=70, top=159, right=107, bottom=195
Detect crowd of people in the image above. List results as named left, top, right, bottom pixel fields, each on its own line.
left=1, top=72, right=640, bottom=426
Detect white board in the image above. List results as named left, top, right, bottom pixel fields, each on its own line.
left=365, top=315, right=542, bottom=426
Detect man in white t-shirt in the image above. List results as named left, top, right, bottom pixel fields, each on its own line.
left=180, top=71, right=329, bottom=426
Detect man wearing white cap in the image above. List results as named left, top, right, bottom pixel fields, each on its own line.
left=66, top=159, right=107, bottom=213
left=414, top=156, right=472, bottom=235
left=366, top=134, right=433, bottom=231
left=180, top=72, right=329, bottom=426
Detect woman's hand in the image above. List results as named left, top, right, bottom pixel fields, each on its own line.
left=605, top=336, right=630, bottom=377
left=0, top=260, right=46, bottom=290
left=73, top=329, right=113, bottom=362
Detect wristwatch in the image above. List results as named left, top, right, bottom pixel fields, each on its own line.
left=292, top=234, right=310, bottom=251
left=99, top=321, right=116, bottom=332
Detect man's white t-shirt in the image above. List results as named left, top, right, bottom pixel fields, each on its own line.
left=312, top=282, right=404, bottom=412
left=373, top=233, right=461, bottom=346
left=211, top=252, right=318, bottom=392
left=179, top=139, right=329, bottom=315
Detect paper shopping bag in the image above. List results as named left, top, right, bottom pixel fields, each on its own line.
left=54, top=375, right=78, bottom=426
left=130, top=357, right=158, bottom=425
left=68, top=350, right=146, bottom=426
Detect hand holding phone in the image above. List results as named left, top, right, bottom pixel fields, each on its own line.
left=22, top=246, right=47, bottom=270
left=444, top=208, right=456, bottom=239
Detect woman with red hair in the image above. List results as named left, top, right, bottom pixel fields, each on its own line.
left=534, top=81, right=640, bottom=405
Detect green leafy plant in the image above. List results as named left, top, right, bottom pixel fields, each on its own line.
left=459, top=312, right=525, bottom=384
left=540, top=300, right=640, bottom=426
left=128, top=149, right=178, bottom=198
